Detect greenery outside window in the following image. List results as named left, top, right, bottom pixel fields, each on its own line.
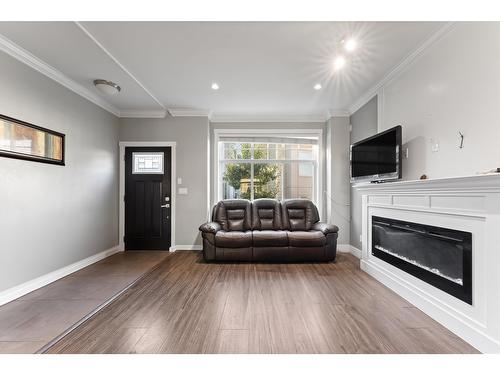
left=218, top=139, right=319, bottom=202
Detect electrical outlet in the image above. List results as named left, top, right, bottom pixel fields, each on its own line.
left=359, top=234, right=363, bottom=243
left=404, top=148, right=409, bottom=159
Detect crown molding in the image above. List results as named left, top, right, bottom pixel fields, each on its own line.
left=168, top=108, right=212, bottom=117
left=0, top=32, right=121, bottom=117
left=326, top=109, right=351, bottom=118
left=348, top=22, right=456, bottom=115
left=119, top=109, right=167, bottom=118
left=209, top=112, right=329, bottom=123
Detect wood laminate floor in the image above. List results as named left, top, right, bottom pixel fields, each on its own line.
left=0, top=251, right=169, bottom=354
left=46, top=251, right=478, bottom=354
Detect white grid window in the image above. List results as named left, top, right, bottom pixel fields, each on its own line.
left=132, top=152, right=164, bottom=174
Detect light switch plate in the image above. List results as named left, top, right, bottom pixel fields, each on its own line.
left=178, top=187, right=188, bottom=195
left=430, top=138, right=440, bottom=152
left=177, top=177, right=182, bottom=185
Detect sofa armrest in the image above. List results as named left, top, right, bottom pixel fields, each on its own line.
left=199, top=221, right=221, bottom=234
left=312, top=222, right=339, bottom=235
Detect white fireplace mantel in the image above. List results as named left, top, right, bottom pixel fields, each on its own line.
left=356, top=173, right=500, bottom=353
left=354, top=173, right=500, bottom=192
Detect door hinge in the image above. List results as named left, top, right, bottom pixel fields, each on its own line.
left=123, top=236, right=126, bottom=242
left=123, top=194, right=126, bottom=202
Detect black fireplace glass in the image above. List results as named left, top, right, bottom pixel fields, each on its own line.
left=372, top=216, right=472, bottom=304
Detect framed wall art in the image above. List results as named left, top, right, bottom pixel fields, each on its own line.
left=0, top=114, right=65, bottom=165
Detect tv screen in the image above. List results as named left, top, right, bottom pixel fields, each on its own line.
left=350, top=125, right=402, bottom=183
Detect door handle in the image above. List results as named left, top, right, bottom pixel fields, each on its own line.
left=161, top=204, right=170, bottom=208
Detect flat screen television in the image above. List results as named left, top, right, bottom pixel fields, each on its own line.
left=350, top=125, right=402, bottom=183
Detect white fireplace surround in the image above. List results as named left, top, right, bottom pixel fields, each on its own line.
left=356, top=174, right=500, bottom=353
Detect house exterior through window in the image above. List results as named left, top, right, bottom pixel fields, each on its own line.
left=217, top=134, right=320, bottom=204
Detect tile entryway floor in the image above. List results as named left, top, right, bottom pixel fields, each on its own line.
left=0, top=251, right=170, bottom=354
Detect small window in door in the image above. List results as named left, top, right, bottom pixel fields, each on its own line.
left=132, top=152, right=164, bottom=174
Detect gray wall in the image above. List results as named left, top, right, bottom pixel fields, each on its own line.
left=210, top=121, right=327, bottom=220
left=119, top=116, right=210, bottom=246
left=326, top=116, right=351, bottom=245
left=349, top=96, right=378, bottom=250
left=0, top=51, right=120, bottom=292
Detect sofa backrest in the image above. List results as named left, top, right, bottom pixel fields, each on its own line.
left=251, top=198, right=282, bottom=230
left=211, top=198, right=319, bottom=231
left=213, top=199, right=252, bottom=231
left=281, top=199, right=319, bottom=231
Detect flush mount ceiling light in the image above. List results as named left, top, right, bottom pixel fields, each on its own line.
left=93, top=79, right=121, bottom=95
left=211, top=82, right=220, bottom=90
left=314, top=83, right=322, bottom=90
left=343, top=38, right=357, bottom=52
left=333, top=56, right=346, bottom=70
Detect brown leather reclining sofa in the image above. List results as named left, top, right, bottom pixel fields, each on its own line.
left=199, top=198, right=339, bottom=262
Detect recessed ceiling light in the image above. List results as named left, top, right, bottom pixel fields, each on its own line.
left=93, top=79, right=121, bottom=95
left=344, top=38, right=357, bottom=52
left=334, top=56, right=346, bottom=70
left=211, top=82, right=220, bottom=90
left=314, top=83, right=322, bottom=90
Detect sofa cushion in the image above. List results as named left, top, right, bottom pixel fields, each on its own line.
left=215, top=230, right=253, bottom=248
left=252, top=230, right=288, bottom=247
left=287, top=231, right=326, bottom=247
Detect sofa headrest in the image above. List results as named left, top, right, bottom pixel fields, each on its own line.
left=211, top=198, right=319, bottom=231
left=281, top=199, right=319, bottom=231
left=213, top=199, right=252, bottom=231
left=251, top=198, right=282, bottom=230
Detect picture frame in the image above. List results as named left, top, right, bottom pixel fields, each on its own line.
left=0, top=114, right=65, bottom=166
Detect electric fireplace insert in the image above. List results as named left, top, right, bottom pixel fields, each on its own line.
left=371, top=216, right=472, bottom=304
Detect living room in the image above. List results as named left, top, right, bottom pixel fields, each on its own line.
left=1, top=1, right=499, bottom=373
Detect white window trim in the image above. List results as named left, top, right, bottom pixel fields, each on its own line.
left=119, top=141, right=177, bottom=251
left=213, top=128, right=324, bottom=218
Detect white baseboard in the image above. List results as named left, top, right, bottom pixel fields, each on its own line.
left=170, top=245, right=203, bottom=251
left=0, top=245, right=122, bottom=306
left=337, top=244, right=362, bottom=259
left=361, top=258, right=500, bottom=353
left=337, top=244, right=351, bottom=253
left=349, top=245, right=362, bottom=259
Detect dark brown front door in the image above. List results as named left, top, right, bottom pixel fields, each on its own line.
left=124, top=147, right=171, bottom=250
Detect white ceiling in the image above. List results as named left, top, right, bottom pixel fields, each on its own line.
left=0, top=21, right=446, bottom=120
